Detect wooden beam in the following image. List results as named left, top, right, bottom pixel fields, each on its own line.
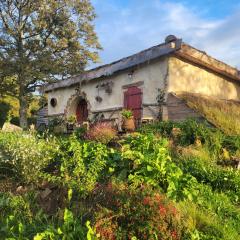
left=122, top=81, right=144, bottom=89
left=92, top=106, right=123, bottom=114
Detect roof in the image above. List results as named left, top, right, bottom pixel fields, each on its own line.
left=44, top=35, right=240, bottom=92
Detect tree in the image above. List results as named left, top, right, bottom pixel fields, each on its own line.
left=0, top=0, right=101, bottom=128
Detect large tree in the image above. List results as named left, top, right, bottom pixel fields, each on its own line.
left=0, top=0, right=101, bottom=128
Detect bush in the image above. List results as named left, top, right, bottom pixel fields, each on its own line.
left=0, top=131, right=59, bottom=184
left=87, top=122, right=117, bottom=144
left=177, top=155, right=240, bottom=203
left=118, top=133, right=199, bottom=201
left=57, top=136, right=109, bottom=196
left=140, top=119, right=226, bottom=159
left=73, top=126, right=87, bottom=140
left=93, top=182, right=184, bottom=240
left=0, top=192, right=96, bottom=239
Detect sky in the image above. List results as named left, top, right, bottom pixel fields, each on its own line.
left=91, top=0, right=240, bottom=69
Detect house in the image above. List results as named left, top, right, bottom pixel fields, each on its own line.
left=44, top=35, right=240, bottom=129
left=36, top=104, right=48, bottom=130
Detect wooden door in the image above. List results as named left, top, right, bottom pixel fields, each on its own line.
left=76, top=99, right=88, bottom=123
left=124, top=86, right=142, bottom=124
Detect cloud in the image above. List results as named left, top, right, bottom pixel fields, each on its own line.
left=91, top=0, right=240, bottom=69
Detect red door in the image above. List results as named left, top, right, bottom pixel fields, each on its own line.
left=76, top=99, right=88, bottom=123
left=124, top=86, right=142, bottom=124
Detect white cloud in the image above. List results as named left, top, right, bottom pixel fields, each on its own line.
left=91, top=0, right=240, bottom=69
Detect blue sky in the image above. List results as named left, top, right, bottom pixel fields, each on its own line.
left=91, top=0, right=240, bottom=69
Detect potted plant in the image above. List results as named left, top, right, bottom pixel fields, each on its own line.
left=122, top=109, right=135, bottom=131
left=66, top=115, right=77, bottom=131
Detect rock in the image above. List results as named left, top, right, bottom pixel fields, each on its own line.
left=16, top=186, right=27, bottom=194
left=39, top=181, right=57, bottom=190
left=40, top=188, right=52, bottom=199
left=2, top=122, right=22, bottom=132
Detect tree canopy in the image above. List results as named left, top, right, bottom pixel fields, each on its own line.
left=0, top=0, right=101, bottom=128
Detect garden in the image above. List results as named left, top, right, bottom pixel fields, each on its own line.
left=0, top=119, right=240, bottom=239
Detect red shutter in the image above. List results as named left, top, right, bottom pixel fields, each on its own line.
left=124, top=86, right=142, bottom=122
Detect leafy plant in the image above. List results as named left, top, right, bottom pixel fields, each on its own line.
left=93, top=182, right=184, bottom=240
left=73, top=126, right=87, bottom=140
left=58, top=136, right=109, bottom=196
left=67, top=115, right=77, bottom=124
left=121, top=109, right=133, bottom=119
left=0, top=131, right=59, bottom=184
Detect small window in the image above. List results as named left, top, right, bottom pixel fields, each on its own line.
left=50, top=98, right=57, bottom=107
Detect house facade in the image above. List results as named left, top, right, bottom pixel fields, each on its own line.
left=44, top=35, right=240, bottom=127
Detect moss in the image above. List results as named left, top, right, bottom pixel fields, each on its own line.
left=177, top=93, right=240, bottom=135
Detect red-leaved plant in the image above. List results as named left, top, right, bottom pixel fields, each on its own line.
left=91, top=182, right=184, bottom=240
left=86, top=122, right=117, bottom=144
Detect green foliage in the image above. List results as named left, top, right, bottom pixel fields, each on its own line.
left=58, top=136, right=109, bottom=196
left=140, top=119, right=240, bottom=159
left=73, top=126, right=87, bottom=140
left=0, top=119, right=240, bottom=239
left=0, top=96, right=19, bottom=127
left=93, top=182, right=184, bottom=240
left=179, top=92, right=240, bottom=135
left=121, top=109, right=133, bottom=119
left=0, top=192, right=95, bottom=239
left=177, top=155, right=240, bottom=203
left=67, top=115, right=77, bottom=124
left=0, top=101, right=11, bottom=127
left=119, top=133, right=199, bottom=201
left=0, top=0, right=101, bottom=127
left=0, top=131, right=59, bottom=183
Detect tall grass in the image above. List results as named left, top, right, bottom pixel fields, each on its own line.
left=178, top=92, right=240, bottom=135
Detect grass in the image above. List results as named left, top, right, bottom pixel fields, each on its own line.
left=177, top=92, right=240, bottom=135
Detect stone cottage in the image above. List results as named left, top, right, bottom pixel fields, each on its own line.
left=43, top=35, right=240, bottom=128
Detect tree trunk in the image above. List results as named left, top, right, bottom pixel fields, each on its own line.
left=19, top=86, right=28, bottom=129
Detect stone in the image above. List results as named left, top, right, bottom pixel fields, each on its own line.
left=16, top=186, right=27, bottom=194
left=237, top=161, right=240, bottom=170
left=40, top=188, right=52, bottom=199
left=2, top=122, right=22, bottom=132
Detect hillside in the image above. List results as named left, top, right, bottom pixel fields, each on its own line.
left=0, top=120, right=240, bottom=239
left=176, top=92, right=240, bottom=135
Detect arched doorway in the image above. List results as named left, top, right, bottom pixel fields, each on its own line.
left=76, top=99, right=88, bottom=123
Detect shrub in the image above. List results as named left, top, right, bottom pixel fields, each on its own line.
left=140, top=119, right=226, bottom=159
left=177, top=155, right=240, bottom=203
left=0, top=132, right=59, bottom=184
left=58, top=136, right=109, bottom=196
left=87, top=122, right=117, bottom=144
left=140, top=120, right=175, bottom=137
left=179, top=200, right=240, bottom=240
left=93, top=182, right=184, bottom=240
left=0, top=192, right=96, bottom=239
left=73, top=126, right=87, bottom=140
left=119, top=133, right=199, bottom=201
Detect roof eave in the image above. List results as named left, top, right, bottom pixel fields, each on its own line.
left=44, top=39, right=182, bottom=92
left=174, top=43, right=240, bottom=82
